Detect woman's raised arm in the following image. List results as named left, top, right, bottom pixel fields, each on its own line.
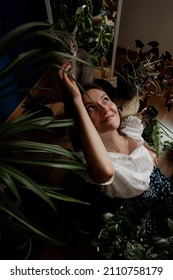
left=57, top=65, right=114, bottom=183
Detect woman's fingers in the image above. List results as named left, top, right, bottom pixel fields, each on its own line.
left=57, top=63, right=72, bottom=80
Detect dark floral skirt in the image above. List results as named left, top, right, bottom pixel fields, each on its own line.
left=138, top=167, right=173, bottom=238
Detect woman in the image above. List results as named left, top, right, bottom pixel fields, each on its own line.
left=58, top=65, right=171, bottom=191
left=58, top=65, right=173, bottom=236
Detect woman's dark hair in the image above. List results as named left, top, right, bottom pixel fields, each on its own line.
left=82, top=78, right=117, bottom=101
left=65, top=79, right=124, bottom=151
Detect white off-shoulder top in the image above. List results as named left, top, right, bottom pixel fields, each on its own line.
left=76, top=116, right=154, bottom=199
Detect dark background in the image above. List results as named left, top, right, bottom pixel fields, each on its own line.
left=0, top=0, right=48, bottom=122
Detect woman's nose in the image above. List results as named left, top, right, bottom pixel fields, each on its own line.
left=99, top=105, right=109, bottom=114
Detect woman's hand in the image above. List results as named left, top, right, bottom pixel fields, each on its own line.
left=57, top=64, right=81, bottom=100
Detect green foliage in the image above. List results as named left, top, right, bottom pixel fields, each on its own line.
left=0, top=21, right=90, bottom=250
left=116, top=40, right=173, bottom=110
left=52, top=0, right=93, bottom=34
left=0, top=112, right=88, bottom=245
left=142, top=106, right=173, bottom=156
left=0, top=21, right=79, bottom=100
left=90, top=27, right=113, bottom=66
left=51, top=0, right=113, bottom=65
left=92, top=201, right=173, bottom=260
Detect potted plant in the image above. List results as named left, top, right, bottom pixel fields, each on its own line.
left=116, top=39, right=173, bottom=109
left=0, top=21, right=91, bottom=258
left=49, top=0, right=113, bottom=68
left=115, top=40, right=173, bottom=156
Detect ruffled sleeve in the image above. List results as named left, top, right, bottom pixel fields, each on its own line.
left=121, top=115, right=144, bottom=141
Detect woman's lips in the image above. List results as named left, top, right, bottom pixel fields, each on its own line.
left=101, top=115, right=114, bottom=123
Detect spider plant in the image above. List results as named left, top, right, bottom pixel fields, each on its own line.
left=0, top=111, right=89, bottom=246
left=0, top=21, right=90, bottom=249
left=0, top=21, right=80, bottom=104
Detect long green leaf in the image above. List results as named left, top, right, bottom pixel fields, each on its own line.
left=19, top=183, right=90, bottom=205
left=10, top=114, right=74, bottom=127
left=0, top=22, right=50, bottom=55
left=0, top=123, right=53, bottom=137
left=0, top=63, right=55, bottom=96
left=44, top=190, right=90, bottom=205
left=0, top=192, right=65, bottom=245
left=0, top=163, right=56, bottom=212
left=0, top=157, right=86, bottom=171
left=0, top=50, right=63, bottom=79
left=0, top=49, right=89, bottom=80
left=0, top=118, right=75, bottom=138
left=0, top=140, right=77, bottom=159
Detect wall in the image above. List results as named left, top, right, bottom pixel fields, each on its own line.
left=117, top=0, right=173, bottom=55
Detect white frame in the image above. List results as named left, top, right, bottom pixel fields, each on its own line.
left=110, top=0, right=123, bottom=78
left=44, top=0, right=53, bottom=25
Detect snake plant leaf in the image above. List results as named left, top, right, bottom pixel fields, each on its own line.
left=0, top=163, right=56, bottom=212
left=0, top=192, right=66, bottom=246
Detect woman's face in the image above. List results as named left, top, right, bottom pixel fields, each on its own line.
left=82, top=88, right=120, bottom=134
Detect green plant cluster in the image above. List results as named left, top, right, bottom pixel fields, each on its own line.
left=142, top=106, right=173, bottom=156
left=92, top=201, right=173, bottom=260
left=0, top=21, right=90, bottom=255
left=0, top=112, right=88, bottom=244
left=116, top=40, right=173, bottom=111
left=50, top=0, right=113, bottom=66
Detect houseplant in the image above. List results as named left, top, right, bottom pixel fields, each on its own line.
left=92, top=200, right=173, bottom=259
left=116, top=39, right=173, bottom=110
left=0, top=21, right=91, bottom=257
left=115, top=40, right=173, bottom=155
left=49, top=0, right=113, bottom=67
left=0, top=112, right=89, bottom=258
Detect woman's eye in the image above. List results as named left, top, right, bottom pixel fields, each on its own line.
left=86, top=105, right=95, bottom=113
left=103, top=97, right=110, bottom=104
